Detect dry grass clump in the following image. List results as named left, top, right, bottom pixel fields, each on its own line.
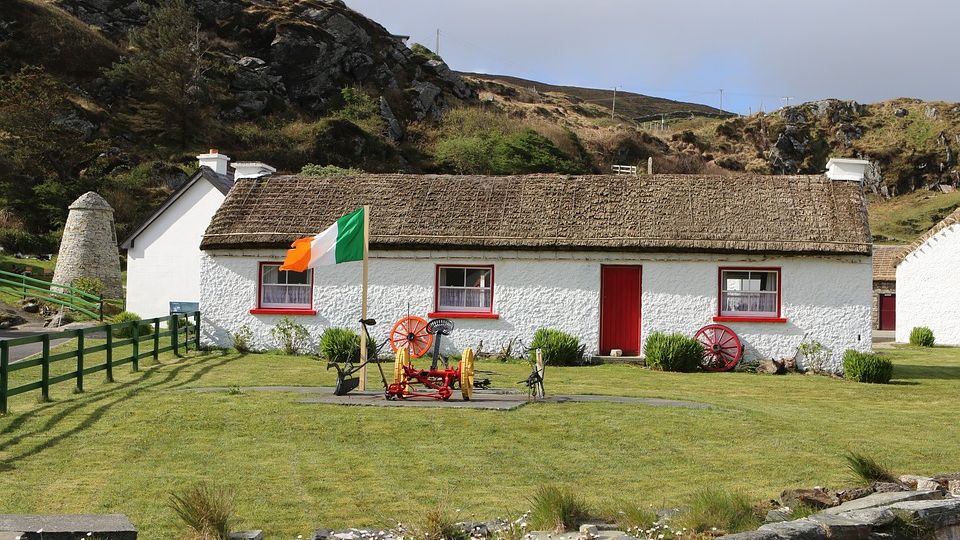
left=169, top=483, right=235, bottom=540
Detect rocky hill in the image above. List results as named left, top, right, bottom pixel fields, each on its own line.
left=1, top=0, right=958, bottom=252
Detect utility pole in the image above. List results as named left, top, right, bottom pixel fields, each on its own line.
left=611, top=87, right=617, bottom=119
left=782, top=96, right=794, bottom=108
left=719, top=88, right=724, bottom=112
left=435, top=28, right=440, bottom=55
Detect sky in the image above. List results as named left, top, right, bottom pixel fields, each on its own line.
left=347, top=0, right=958, bottom=115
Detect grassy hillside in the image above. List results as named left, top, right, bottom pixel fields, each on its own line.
left=462, top=72, right=730, bottom=119
left=869, top=190, right=960, bottom=244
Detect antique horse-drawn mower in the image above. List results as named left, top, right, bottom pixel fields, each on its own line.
left=327, top=315, right=475, bottom=400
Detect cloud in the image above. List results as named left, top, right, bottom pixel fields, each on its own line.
left=348, top=0, right=958, bottom=113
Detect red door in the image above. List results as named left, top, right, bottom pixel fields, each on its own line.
left=879, top=294, right=896, bottom=331
left=600, top=266, right=642, bottom=355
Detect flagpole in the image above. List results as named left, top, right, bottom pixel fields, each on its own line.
left=359, top=205, right=370, bottom=391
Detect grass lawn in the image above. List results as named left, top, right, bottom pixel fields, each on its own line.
left=0, top=346, right=958, bottom=539
left=869, top=190, right=960, bottom=244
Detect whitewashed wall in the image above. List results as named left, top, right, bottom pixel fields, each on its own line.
left=126, top=181, right=225, bottom=318
left=896, top=223, right=960, bottom=345
left=200, top=249, right=872, bottom=372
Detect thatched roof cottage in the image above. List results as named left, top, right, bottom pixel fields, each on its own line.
left=198, top=158, right=874, bottom=371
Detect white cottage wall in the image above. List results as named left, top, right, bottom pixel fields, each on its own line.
left=895, top=224, right=960, bottom=345
left=200, top=250, right=871, bottom=371
left=126, top=181, right=225, bottom=318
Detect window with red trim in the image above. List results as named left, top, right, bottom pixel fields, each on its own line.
left=257, top=262, right=313, bottom=310
left=435, top=265, right=494, bottom=313
left=718, top=268, right=781, bottom=319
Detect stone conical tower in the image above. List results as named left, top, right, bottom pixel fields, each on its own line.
left=52, top=192, right=123, bottom=298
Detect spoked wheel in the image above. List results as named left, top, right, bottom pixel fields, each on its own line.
left=389, top=316, right=433, bottom=358
left=459, top=348, right=475, bottom=401
left=695, top=324, right=743, bottom=372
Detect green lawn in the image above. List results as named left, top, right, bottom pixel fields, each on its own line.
left=0, top=346, right=958, bottom=539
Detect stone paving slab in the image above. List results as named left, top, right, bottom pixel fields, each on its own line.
left=0, top=514, right=136, bottom=539
left=188, top=386, right=709, bottom=410
left=821, top=490, right=942, bottom=514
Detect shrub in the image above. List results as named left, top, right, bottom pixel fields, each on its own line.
left=111, top=311, right=153, bottom=338
left=420, top=505, right=468, bottom=540
left=644, top=332, right=703, bottom=372
left=844, top=450, right=896, bottom=484
left=230, top=325, right=254, bottom=354
left=677, top=487, right=760, bottom=534
left=843, top=350, right=893, bottom=384
left=271, top=317, right=311, bottom=355
left=299, top=163, right=361, bottom=177
left=528, top=328, right=585, bottom=366
left=527, top=485, right=591, bottom=533
left=71, top=276, right=104, bottom=297
left=168, top=482, right=234, bottom=540
left=798, top=339, right=832, bottom=373
left=909, top=327, right=935, bottom=347
left=319, top=326, right=377, bottom=363
left=0, top=228, right=46, bottom=255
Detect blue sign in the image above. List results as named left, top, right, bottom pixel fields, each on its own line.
left=169, top=301, right=200, bottom=314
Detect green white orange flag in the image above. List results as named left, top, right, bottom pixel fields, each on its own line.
left=279, top=207, right=365, bottom=272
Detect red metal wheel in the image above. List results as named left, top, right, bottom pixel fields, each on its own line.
left=695, top=324, right=742, bottom=372
left=389, top=316, right=433, bottom=358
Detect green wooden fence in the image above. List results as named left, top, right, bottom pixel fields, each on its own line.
left=0, top=269, right=105, bottom=320
left=0, top=311, right=200, bottom=414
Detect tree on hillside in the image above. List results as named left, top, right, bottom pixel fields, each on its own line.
left=0, top=66, right=105, bottom=237
left=106, top=0, right=216, bottom=154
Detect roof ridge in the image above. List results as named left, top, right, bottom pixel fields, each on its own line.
left=895, top=206, right=960, bottom=265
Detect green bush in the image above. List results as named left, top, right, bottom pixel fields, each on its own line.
left=299, top=164, right=362, bottom=177
left=528, top=328, right=585, bottom=366
left=319, top=326, right=377, bottom=363
left=844, top=450, right=896, bottom=484
left=677, top=488, right=760, bottom=534
left=435, top=129, right=585, bottom=175
left=0, top=228, right=47, bottom=255
left=71, top=276, right=104, bottom=297
left=843, top=350, right=893, bottom=384
left=909, top=327, right=935, bottom=347
left=644, top=331, right=703, bottom=372
left=230, top=325, right=254, bottom=353
left=168, top=482, right=234, bottom=540
left=271, top=317, right=311, bottom=355
left=111, top=311, right=153, bottom=338
left=527, top=485, right=591, bottom=533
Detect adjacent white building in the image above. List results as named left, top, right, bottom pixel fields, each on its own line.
left=121, top=151, right=234, bottom=317
left=895, top=207, right=960, bottom=345
left=198, top=159, right=874, bottom=371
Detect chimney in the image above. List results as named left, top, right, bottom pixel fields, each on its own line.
left=197, top=149, right=230, bottom=175
left=825, top=157, right=870, bottom=182
left=233, top=161, right=277, bottom=180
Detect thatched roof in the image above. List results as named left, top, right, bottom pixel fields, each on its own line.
left=200, top=173, right=872, bottom=255
left=872, top=245, right=906, bottom=281
left=895, top=206, right=960, bottom=265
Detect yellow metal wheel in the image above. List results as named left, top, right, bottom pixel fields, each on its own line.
left=460, top=348, right=475, bottom=401
left=393, top=347, right=409, bottom=389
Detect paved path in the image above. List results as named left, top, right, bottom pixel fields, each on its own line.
left=188, top=386, right=710, bottom=411
left=0, top=327, right=73, bottom=362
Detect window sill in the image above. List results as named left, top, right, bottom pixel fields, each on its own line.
left=427, top=311, right=500, bottom=319
left=250, top=308, right=317, bottom=316
left=713, top=316, right=787, bottom=324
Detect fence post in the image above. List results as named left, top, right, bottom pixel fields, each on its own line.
left=105, top=323, right=114, bottom=382
left=41, top=334, right=50, bottom=402
left=1, top=341, right=8, bottom=414
left=183, top=315, right=189, bottom=353
left=76, top=329, right=85, bottom=393
left=194, top=311, right=201, bottom=350
left=171, top=315, right=179, bottom=357
left=99, top=294, right=104, bottom=321
left=153, top=319, right=160, bottom=362
left=131, top=321, right=139, bottom=372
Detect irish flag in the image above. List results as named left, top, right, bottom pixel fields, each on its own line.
left=279, top=207, right=365, bottom=272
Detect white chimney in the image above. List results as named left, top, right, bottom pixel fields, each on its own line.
left=825, top=158, right=870, bottom=182
left=197, top=149, right=230, bottom=175
left=233, top=161, right=277, bottom=180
